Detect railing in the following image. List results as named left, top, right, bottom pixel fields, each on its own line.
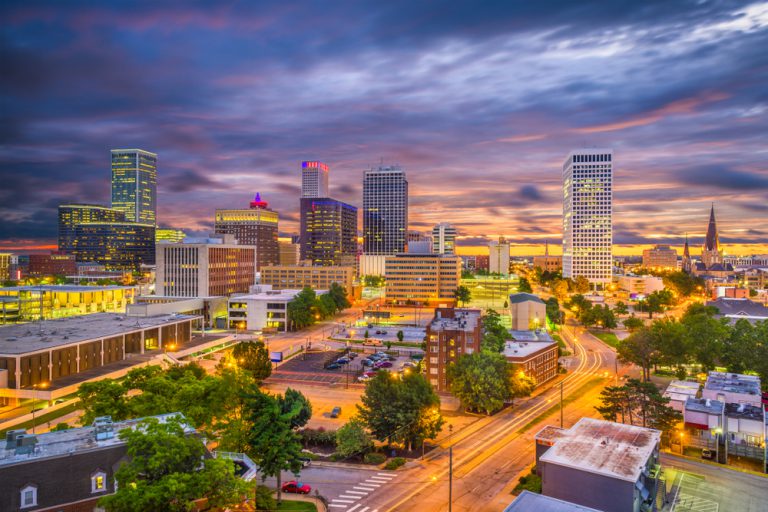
left=214, top=451, right=259, bottom=481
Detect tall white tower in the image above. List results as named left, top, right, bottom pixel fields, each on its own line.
left=432, top=223, right=457, bottom=255
left=301, top=161, right=329, bottom=198
left=488, top=237, right=510, bottom=276
left=562, top=149, right=613, bottom=290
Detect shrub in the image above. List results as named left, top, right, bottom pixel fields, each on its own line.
left=363, top=452, right=387, bottom=465
left=254, top=485, right=276, bottom=511
left=384, top=457, right=406, bottom=470
left=300, top=427, right=338, bottom=447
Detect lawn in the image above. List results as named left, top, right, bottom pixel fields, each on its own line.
left=0, top=402, right=81, bottom=437
left=589, top=330, right=620, bottom=349
left=276, top=500, right=317, bottom=511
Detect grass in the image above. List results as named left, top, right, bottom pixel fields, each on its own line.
left=519, top=377, right=604, bottom=433
left=0, top=402, right=81, bottom=436
left=276, top=501, right=317, bottom=511
left=512, top=469, right=542, bottom=495
left=384, top=456, right=407, bottom=470
left=589, top=330, right=620, bottom=349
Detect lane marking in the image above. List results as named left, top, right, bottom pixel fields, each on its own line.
left=346, top=491, right=368, bottom=495
left=354, top=485, right=376, bottom=491
left=376, top=473, right=395, bottom=477
left=339, top=495, right=362, bottom=500
left=332, top=499, right=356, bottom=504
left=329, top=506, right=347, bottom=509
left=347, top=505, right=362, bottom=512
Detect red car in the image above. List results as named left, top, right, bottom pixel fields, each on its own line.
left=282, top=480, right=312, bottom=494
left=374, top=360, right=393, bottom=369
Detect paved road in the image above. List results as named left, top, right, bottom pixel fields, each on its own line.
left=662, top=454, right=768, bottom=512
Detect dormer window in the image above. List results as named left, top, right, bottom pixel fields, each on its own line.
left=20, top=484, right=37, bottom=508
left=91, top=471, right=107, bottom=493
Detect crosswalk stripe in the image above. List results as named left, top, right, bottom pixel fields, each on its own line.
left=340, top=495, right=361, bottom=500
left=329, top=505, right=347, bottom=509
left=346, top=491, right=368, bottom=495
left=362, top=482, right=381, bottom=487
left=358, top=508, right=370, bottom=512
left=369, top=477, right=389, bottom=481
left=332, top=499, right=356, bottom=504
left=376, top=472, right=394, bottom=477
left=347, top=505, right=362, bottom=512
left=354, top=486, right=375, bottom=491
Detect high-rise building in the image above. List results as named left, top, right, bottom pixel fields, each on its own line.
left=489, top=237, right=510, bottom=275
left=384, top=253, right=461, bottom=305
left=363, top=164, right=408, bottom=255
left=58, top=204, right=126, bottom=254
left=432, top=223, right=457, bottom=255
left=279, top=240, right=301, bottom=265
left=156, top=235, right=257, bottom=297
left=110, top=149, right=158, bottom=225
left=299, top=198, right=358, bottom=267
left=214, top=193, right=279, bottom=270
left=562, top=149, right=613, bottom=289
left=301, top=161, right=330, bottom=198
left=155, top=228, right=186, bottom=244
left=642, top=245, right=678, bottom=269
left=0, top=253, right=10, bottom=282
left=71, top=222, right=155, bottom=270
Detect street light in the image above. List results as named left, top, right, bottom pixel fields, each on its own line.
left=31, top=381, right=49, bottom=434
left=448, top=424, right=453, bottom=512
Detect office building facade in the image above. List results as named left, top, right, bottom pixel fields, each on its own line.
left=0, top=254, right=12, bottom=282
left=642, top=245, right=678, bottom=269
left=299, top=198, right=358, bottom=267
left=71, top=222, right=155, bottom=270
left=489, top=237, right=510, bottom=275
left=110, top=149, right=158, bottom=225
left=363, top=165, right=408, bottom=255
left=260, top=265, right=354, bottom=294
left=215, top=193, right=279, bottom=270
left=384, top=254, right=461, bottom=305
left=432, top=223, right=457, bottom=255
left=27, top=253, right=77, bottom=277
left=58, top=204, right=126, bottom=254
left=301, top=161, right=330, bottom=198
left=155, top=227, right=186, bottom=243
left=562, top=149, right=613, bottom=289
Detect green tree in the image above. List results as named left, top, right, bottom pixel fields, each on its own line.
left=278, top=387, right=312, bottom=429
left=595, top=385, right=630, bottom=423
left=454, top=285, right=471, bottom=306
left=397, top=330, right=404, bottom=342
left=100, top=416, right=246, bottom=512
left=232, top=340, right=272, bottom=382
left=336, top=417, right=374, bottom=458
left=447, top=352, right=510, bottom=414
left=362, top=275, right=384, bottom=287
left=51, top=422, right=71, bottom=432
left=287, top=287, right=318, bottom=330
left=328, top=282, right=351, bottom=311
left=623, top=315, right=644, bottom=332
left=650, top=319, right=690, bottom=373
left=723, top=318, right=759, bottom=374
left=613, top=301, right=629, bottom=316
left=244, top=391, right=304, bottom=504
left=617, top=328, right=658, bottom=381
left=517, top=277, right=533, bottom=293
left=550, top=279, right=570, bottom=301
left=77, top=379, right=131, bottom=424
left=481, top=309, right=509, bottom=353
left=545, top=297, right=563, bottom=325
left=572, top=276, right=591, bottom=294
left=357, top=372, right=443, bottom=450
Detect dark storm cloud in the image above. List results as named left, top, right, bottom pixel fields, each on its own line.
left=1, top=0, right=767, bottom=247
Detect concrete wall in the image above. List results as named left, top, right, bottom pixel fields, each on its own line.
left=509, top=301, right=546, bottom=331
left=541, top=461, right=638, bottom=512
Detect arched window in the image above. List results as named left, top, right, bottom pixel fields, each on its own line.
left=20, top=484, right=37, bottom=509
left=91, top=470, right=107, bottom=493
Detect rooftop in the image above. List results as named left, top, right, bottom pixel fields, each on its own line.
left=230, top=288, right=326, bottom=302
left=510, top=330, right=554, bottom=342
left=0, top=285, right=135, bottom=293
left=0, top=312, right=199, bottom=355
left=429, top=308, right=481, bottom=332
left=684, top=397, right=725, bottom=415
left=724, top=402, right=765, bottom=422
left=503, top=337, right=557, bottom=359
left=706, top=298, right=768, bottom=319
left=535, top=425, right=567, bottom=444
left=504, top=491, right=601, bottom=512
left=663, top=380, right=700, bottom=402
left=0, top=413, right=191, bottom=467
left=539, top=417, right=661, bottom=482
left=704, top=371, right=761, bottom=397
left=509, top=292, right=545, bottom=305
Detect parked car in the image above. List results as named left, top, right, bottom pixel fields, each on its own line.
left=299, top=457, right=312, bottom=467
left=336, top=357, right=350, bottom=364
left=375, top=330, right=383, bottom=335
left=361, top=359, right=374, bottom=367
left=363, top=371, right=376, bottom=377
left=330, top=406, right=342, bottom=418
left=381, top=330, right=388, bottom=335
left=326, top=363, right=342, bottom=370
left=402, top=361, right=417, bottom=368
left=358, top=374, right=372, bottom=382
left=363, top=338, right=382, bottom=346
left=374, top=361, right=393, bottom=369
left=347, top=352, right=358, bottom=359
left=701, top=448, right=715, bottom=460
left=282, top=481, right=312, bottom=494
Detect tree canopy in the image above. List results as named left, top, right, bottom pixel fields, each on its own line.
left=481, top=309, right=510, bottom=353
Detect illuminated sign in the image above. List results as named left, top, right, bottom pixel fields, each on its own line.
left=301, top=161, right=329, bottom=172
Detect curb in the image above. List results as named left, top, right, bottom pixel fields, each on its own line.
left=311, top=460, right=384, bottom=471
left=661, top=450, right=767, bottom=478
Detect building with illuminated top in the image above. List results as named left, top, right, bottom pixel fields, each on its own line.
left=110, top=149, right=157, bottom=225
left=301, top=161, right=330, bottom=198
left=155, top=227, right=186, bottom=244
left=562, top=149, right=613, bottom=290
left=363, top=164, right=408, bottom=255
left=58, top=203, right=126, bottom=254
left=70, top=221, right=155, bottom=270
left=214, top=193, right=279, bottom=270
left=432, top=223, right=457, bottom=255
left=299, top=198, right=358, bottom=267
left=642, top=245, right=678, bottom=270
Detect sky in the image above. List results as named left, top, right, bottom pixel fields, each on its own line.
left=1, top=0, right=767, bottom=256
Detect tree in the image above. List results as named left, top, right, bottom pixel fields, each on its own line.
left=595, top=385, right=630, bottom=423
left=508, top=369, right=536, bottom=399
left=518, top=277, right=533, bottom=293
left=650, top=319, right=691, bottom=373
left=454, top=285, right=471, bottom=306
left=545, top=297, right=564, bottom=325
left=623, top=315, right=644, bottom=332
left=336, top=417, right=374, bottom=458
left=244, top=391, right=304, bottom=504
left=51, top=422, right=71, bottom=432
left=328, top=282, right=351, bottom=311
left=287, top=287, right=318, bottom=330
left=77, top=379, right=131, bottom=424
left=595, top=380, right=681, bottom=434
left=723, top=319, right=759, bottom=374
left=572, top=276, right=591, bottom=294
left=638, top=290, right=674, bottom=319
left=481, top=309, right=509, bottom=353
left=550, top=279, right=570, bottom=301
left=447, top=352, right=510, bottom=414
left=232, top=340, right=272, bottom=381
left=397, top=330, right=404, bottom=342
left=617, top=328, right=658, bottom=381
left=613, top=301, right=629, bottom=316
left=278, top=388, right=312, bottom=429
left=100, top=416, right=247, bottom=512
left=362, top=275, right=384, bottom=287
left=357, top=372, right=443, bottom=451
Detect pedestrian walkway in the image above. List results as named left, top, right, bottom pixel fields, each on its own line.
left=327, top=471, right=398, bottom=511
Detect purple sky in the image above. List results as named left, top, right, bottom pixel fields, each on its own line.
left=1, top=1, right=767, bottom=251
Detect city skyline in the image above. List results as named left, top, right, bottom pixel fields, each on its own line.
left=1, top=1, right=767, bottom=254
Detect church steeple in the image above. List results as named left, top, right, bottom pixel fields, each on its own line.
left=682, top=233, right=691, bottom=273
left=704, top=203, right=719, bottom=252
left=544, top=240, right=549, bottom=257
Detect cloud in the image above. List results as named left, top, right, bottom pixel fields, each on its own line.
left=676, top=165, right=768, bottom=190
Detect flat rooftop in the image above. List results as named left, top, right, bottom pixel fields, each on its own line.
left=535, top=425, right=567, bottom=444
left=0, top=413, right=192, bottom=467
left=510, top=330, right=554, bottom=342
left=0, top=313, right=199, bottom=355
left=231, top=289, right=326, bottom=301
left=503, top=338, right=557, bottom=359
left=663, top=380, right=700, bottom=401
left=704, top=371, right=761, bottom=397
left=724, top=402, right=765, bottom=422
left=0, top=285, right=135, bottom=293
left=539, top=417, right=661, bottom=482
left=684, top=397, right=724, bottom=415
left=504, top=491, right=601, bottom=512
left=429, top=309, right=481, bottom=332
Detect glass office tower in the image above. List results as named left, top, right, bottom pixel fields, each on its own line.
left=111, top=149, right=158, bottom=225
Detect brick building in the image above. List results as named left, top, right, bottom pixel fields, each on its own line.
left=503, top=330, right=558, bottom=386
left=425, top=308, right=482, bottom=391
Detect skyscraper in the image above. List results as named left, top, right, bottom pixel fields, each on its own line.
left=432, top=223, right=457, bottom=255
left=301, top=161, right=330, bottom=198
left=363, top=164, right=408, bottom=255
left=489, top=237, right=510, bottom=275
left=72, top=221, right=155, bottom=270
left=300, top=198, right=358, bottom=267
left=58, top=204, right=126, bottom=254
left=111, top=149, right=158, bottom=225
left=562, top=149, right=613, bottom=289
left=215, top=193, right=279, bottom=270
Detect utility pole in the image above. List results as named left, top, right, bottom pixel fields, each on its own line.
left=560, top=381, right=564, bottom=427
left=448, top=424, right=453, bottom=512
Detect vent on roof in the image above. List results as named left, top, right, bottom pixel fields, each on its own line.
left=14, top=434, right=38, bottom=455
left=94, top=416, right=115, bottom=440
left=5, top=429, right=26, bottom=450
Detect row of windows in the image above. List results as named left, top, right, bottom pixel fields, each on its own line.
left=20, top=471, right=107, bottom=508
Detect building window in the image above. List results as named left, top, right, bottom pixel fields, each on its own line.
left=20, top=485, right=37, bottom=508
left=92, top=471, right=107, bottom=493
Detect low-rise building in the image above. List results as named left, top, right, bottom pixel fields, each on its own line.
left=0, top=413, right=196, bottom=512
left=279, top=240, right=301, bottom=266
left=227, top=285, right=326, bottom=332
left=739, top=267, right=768, bottom=290
left=128, top=296, right=229, bottom=329
left=27, top=252, right=77, bottom=277
left=706, top=298, right=768, bottom=324
left=642, top=245, right=678, bottom=270
left=0, top=253, right=12, bottom=282
left=460, top=254, right=490, bottom=272
left=617, top=275, right=665, bottom=297
left=384, top=253, right=461, bottom=306
left=702, top=371, right=762, bottom=407
left=260, top=264, right=355, bottom=295
left=508, top=293, right=546, bottom=331
left=533, top=255, right=563, bottom=273
left=504, top=490, right=601, bottom=512
left=535, top=417, right=662, bottom=512
left=503, top=330, right=558, bottom=387
left=724, top=402, right=766, bottom=461
left=425, top=308, right=482, bottom=391
left=663, top=380, right=700, bottom=412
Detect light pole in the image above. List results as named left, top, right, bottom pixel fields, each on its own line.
left=559, top=381, right=564, bottom=427
left=31, top=382, right=49, bottom=434
left=448, top=424, right=454, bottom=512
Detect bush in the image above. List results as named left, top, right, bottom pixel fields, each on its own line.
left=300, top=427, right=338, bottom=447
left=254, top=484, right=276, bottom=511
left=363, top=452, right=387, bottom=465
left=384, top=457, right=406, bottom=470
left=512, top=470, right=542, bottom=495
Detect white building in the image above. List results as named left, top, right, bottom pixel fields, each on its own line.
left=617, top=275, right=665, bottom=297
left=363, top=165, right=408, bottom=255
left=300, top=161, right=329, bottom=198
left=359, top=254, right=388, bottom=277
left=431, top=223, right=457, bottom=255
left=562, top=149, right=613, bottom=290
left=702, top=371, right=762, bottom=407
left=663, top=380, right=700, bottom=412
left=489, top=237, right=510, bottom=276
left=227, top=285, right=326, bottom=332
